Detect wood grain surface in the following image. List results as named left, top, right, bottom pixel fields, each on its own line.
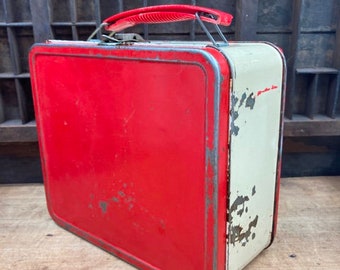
left=1, top=176, right=339, bottom=269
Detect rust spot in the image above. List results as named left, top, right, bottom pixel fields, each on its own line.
left=99, top=201, right=108, bottom=214
left=230, top=195, right=250, bottom=220
left=89, top=194, right=94, bottom=209
left=112, top=196, right=120, bottom=203
left=118, top=190, right=126, bottom=197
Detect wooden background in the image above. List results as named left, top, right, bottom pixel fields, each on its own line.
left=0, top=0, right=339, bottom=182
left=1, top=176, right=339, bottom=269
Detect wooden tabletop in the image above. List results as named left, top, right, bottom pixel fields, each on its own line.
left=1, top=176, right=339, bottom=269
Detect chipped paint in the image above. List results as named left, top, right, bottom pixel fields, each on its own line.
left=238, top=92, right=247, bottom=108
left=112, top=196, right=120, bottom=203
left=245, top=93, right=255, bottom=109
left=118, top=190, right=126, bottom=197
left=229, top=185, right=258, bottom=247
left=110, top=188, right=136, bottom=211
left=97, top=183, right=136, bottom=214
left=230, top=90, right=256, bottom=136
left=230, top=93, right=240, bottom=136
left=88, top=194, right=94, bottom=209
left=230, top=113, right=240, bottom=136
left=99, top=201, right=108, bottom=214
left=230, top=215, right=259, bottom=247
left=230, top=195, right=249, bottom=220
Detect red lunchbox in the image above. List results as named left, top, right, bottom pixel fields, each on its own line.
left=29, top=5, right=285, bottom=270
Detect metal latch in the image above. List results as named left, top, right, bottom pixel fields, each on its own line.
left=101, top=33, right=146, bottom=44
left=87, top=23, right=146, bottom=45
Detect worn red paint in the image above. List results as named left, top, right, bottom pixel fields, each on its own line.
left=30, top=43, right=231, bottom=270
left=257, top=85, right=278, bottom=96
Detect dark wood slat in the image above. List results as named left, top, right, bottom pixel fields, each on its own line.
left=0, top=120, right=37, bottom=142
left=6, top=27, right=21, bottom=74
left=0, top=142, right=42, bottom=183
left=284, top=116, right=340, bottom=136
left=285, top=0, right=303, bottom=120
left=0, top=91, right=4, bottom=123
left=142, top=0, right=149, bottom=40
left=3, top=0, right=13, bottom=22
left=299, top=28, right=336, bottom=34
left=15, top=79, right=30, bottom=124
left=4, top=0, right=22, bottom=74
left=235, top=0, right=259, bottom=41
left=94, top=0, right=101, bottom=39
left=50, top=22, right=97, bottom=26
left=69, top=0, right=77, bottom=23
left=334, top=0, right=340, bottom=69
left=29, top=0, right=53, bottom=42
left=295, top=68, right=339, bottom=119
left=326, top=73, right=340, bottom=118
left=71, top=25, right=78, bottom=40
left=296, top=67, right=338, bottom=74
left=3, top=116, right=338, bottom=141
left=69, top=0, right=78, bottom=40
left=0, top=73, right=30, bottom=79
left=305, top=74, right=319, bottom=119
left=0, top=22, right=32, bottom=27
left=190, top=0, right=196, bottom=41
left=118, top=0, right=123, bottom=13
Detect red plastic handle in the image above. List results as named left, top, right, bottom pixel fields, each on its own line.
left=103, top=5, right=233, bottom=32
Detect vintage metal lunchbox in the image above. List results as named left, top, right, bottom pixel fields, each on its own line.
left=29, top=5, right=285, bottom=270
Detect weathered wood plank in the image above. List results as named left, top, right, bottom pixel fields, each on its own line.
left=285, top=0, right=302, bottom=119
left=0, top=120, right=37, bottom=142
left=246, top=176, right=340, bottom=269
left=29, top=0, right=53, bottom=42
left=0, top=142, right=42, bottom=183
left=326, top=73, right=340, bottom=118
left=296, top=67, right=338, bottom=74
left=235, top=0, right=258, bottom=41
left=1, top=116, right=339, bottom=142
left=1, top=176, right=339, bottom=269
left=284, top=116, right=340, bottom=136
left=332, top=0, right=340, bottom=68
left=306, top=74, right=319, bottom=119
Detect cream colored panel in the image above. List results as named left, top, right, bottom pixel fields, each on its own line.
left=221, top=43, right=283, bottom=270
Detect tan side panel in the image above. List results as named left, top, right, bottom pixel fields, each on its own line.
left=221, top=43, right=283, bottom=270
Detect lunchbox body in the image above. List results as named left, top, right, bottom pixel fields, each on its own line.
left=29, top=39, right=285, bottom=270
